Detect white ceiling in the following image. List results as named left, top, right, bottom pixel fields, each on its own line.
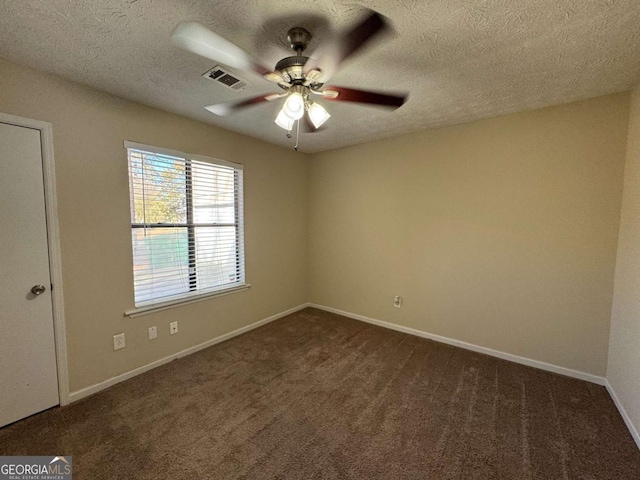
left=1, top=0, right=639, bottom=153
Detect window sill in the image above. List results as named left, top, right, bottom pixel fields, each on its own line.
left=124, top=284, right=251, bottom=318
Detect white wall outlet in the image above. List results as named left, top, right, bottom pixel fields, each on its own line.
left=148, top=326, right=158, bottom=340
left=170, top=321, right=178, bottom=335
left=394, top=296, right=402, bottom=308
left=113, top=333, right=125, bottom=350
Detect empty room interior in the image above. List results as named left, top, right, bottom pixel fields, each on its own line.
left=1, top=0, right=640, bottom=478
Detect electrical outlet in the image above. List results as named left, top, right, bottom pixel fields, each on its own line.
left=113, top=333, right=125, bottom=350
left=148, top=326, right=157, bottom=340
left=170, top=321, right=178, bottom=335
left=394, top=296, right=402, bottom=308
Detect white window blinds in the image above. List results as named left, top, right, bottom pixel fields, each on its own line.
left=126, top=141, right=245, bottom=307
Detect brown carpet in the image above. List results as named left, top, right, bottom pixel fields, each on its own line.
left=1, top=307, right=639, bottom=479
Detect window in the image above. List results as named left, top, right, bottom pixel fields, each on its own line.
left=126, top=141, right=245, bottom=308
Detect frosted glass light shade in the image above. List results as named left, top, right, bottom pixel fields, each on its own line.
left=275, top=109, right=295, bottom=130
left=282, top=92, right=304, bottom=120
left=308, top=102, right=331, bottom=128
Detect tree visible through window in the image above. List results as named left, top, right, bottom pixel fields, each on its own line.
left=126, top=143, right=245, bottom=306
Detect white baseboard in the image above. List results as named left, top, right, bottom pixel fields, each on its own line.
left=68, top=303, right=310, bottom=403
left=605, top=380, right=640, bottom=450
left=309, top=303, right=606, bottom=386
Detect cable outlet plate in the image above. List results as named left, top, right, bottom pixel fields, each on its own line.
left=148, top=326, right=157, bottom=340
left=170, top=321, right=178, bottom=335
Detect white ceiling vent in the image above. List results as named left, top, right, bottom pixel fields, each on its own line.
left=202, top=66, right=247, bottom=91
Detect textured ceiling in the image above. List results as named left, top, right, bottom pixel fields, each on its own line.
left=1, top=0, right=639, bottom=153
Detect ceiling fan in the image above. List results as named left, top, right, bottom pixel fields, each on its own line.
left=171, top=9, right=407, bottom=149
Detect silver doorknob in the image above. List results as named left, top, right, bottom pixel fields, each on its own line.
left=31, top=285, right=46, bottom=295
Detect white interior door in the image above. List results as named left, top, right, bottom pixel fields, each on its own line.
left=0, top=121, right=59, bottom=427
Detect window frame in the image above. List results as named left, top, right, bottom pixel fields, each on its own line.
left=124, top=141, right=249, bottom=317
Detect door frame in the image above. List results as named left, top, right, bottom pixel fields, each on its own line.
left=0, top=112, right=69, bottom=406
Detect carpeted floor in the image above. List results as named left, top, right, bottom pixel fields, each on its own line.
left=1, top=308, right=639, bottom=479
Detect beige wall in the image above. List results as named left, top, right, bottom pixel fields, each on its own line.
left=608, top=85, right=640, bottom=439
left=309, top=93, right=630, bottom=376
left=0, top=54, right=634, bottom=395
left=0, top=58, right=309, bottom=393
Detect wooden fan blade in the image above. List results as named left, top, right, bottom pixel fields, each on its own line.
left=205, top=93, right=284, bottom=116
left=303, top=9, right=389, bottom=83
left=172, top=22, right=272, bottom=76
left=322, top=86, right=407, bottom=108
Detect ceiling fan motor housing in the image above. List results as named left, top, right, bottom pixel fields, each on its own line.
left=275, top=55, right=310, bottom=84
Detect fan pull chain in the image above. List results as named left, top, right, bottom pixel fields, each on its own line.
left=294, top=118, right=300, bottom=151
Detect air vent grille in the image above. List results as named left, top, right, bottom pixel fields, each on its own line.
left=202, top=66, right=247, bottom=91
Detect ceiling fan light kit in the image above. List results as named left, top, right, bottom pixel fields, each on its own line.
left=281, top=89, right=305, bottom=120
left=171, top=9, right=407, bottom=151
left=307, top=102, right=331, bottom=128
left=275, top=108, right=295, bottom=130
left=275, top=86, right=330, bottom=130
